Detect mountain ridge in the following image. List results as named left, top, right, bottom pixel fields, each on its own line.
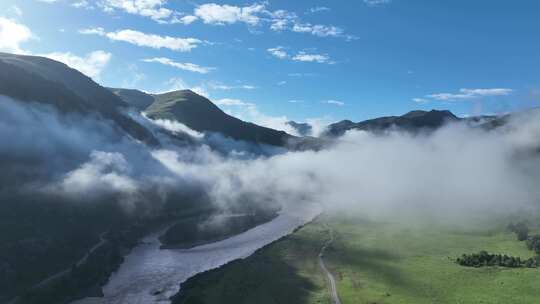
left=325, top=109, right=460, bottom=137
left=0, top=52, right=158, bottom=146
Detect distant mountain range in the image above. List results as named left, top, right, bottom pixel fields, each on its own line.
left=325, top=110, right=460, bottom=137
left=0, top=52, right=521, bottom=150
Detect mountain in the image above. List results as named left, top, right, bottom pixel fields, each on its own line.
left=287, top=121, right=313, bottom=136
left=0, top=52, right=158, bottom=146
left=143, top=90, right=295, bottom=147
left=325, top=110, right=459, bottom=137
left=108, top=87, right=155, bottom=111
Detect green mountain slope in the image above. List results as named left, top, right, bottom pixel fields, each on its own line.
left=145, top=90, right=294, bottom=147
left=109, top=87, right=155, bottom=111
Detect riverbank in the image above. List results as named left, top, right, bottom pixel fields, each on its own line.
left=72, top=204, right=320, bottom=304
left=171, top=219, right=330, bottom=304
left=160, top=211, right=279, bottom=250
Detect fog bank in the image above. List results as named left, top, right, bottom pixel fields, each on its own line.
left=1, top=95, right=539, bottom=221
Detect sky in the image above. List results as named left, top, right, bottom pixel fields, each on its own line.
left=1, top=0, right=540, bottom=127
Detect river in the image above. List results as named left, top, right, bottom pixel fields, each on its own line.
left=73, top=204, right=320, bottom=304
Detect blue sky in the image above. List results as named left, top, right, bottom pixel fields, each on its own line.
left=1, top=0, right=540, bottom=129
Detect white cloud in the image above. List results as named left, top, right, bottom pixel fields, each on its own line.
left=194, top=3, right=266, bottom=26
left=324, top=100, right=345, bottom=106
left=161, top=77, right=210, bottom=98
left=268, top=47, right=333, bottom=64
left=209, top=83, right=257, bottom=90
left=277, top=81, right=287, bottom=86
left=142, top=57, right=214, bottom=74
left=176, top=15, right=198, bottom=25
left=142, top=113, right=203, bottom=138
left=79, top=27, right=105, bottom=35
left=72, top=0, right=92, bottom=9
left=97, top=0, right=174, bottom=22
left=413, top=98, right=429, bottom=104
left=426, top=88, right=513, bottom=101
left=60, top=151, right=137, bottom=197
left=267, top=46, right=288, bottom=59
left=172, top=3, right=354, bottom=41
left=308, top=6, right=330, bottom=13
left=42, top=50, right=112, bottom=80
left=364, top=0, right=392, bottom=6
left=292, top=52, right=331, bottom=64
left=267, top=9, right=297, bottom=31
left=214, top=98, right=251, bottom=106
left=80, top=27, right=202, bottom=52
left=0, top=17, right=33, bottom=54
left=292, top=23, right=343, bottom=37
left=214, top=97, right=299, bottom=135
left=36, top=0, right=59, bottom=3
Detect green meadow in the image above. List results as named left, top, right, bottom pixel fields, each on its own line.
left=174, top=212, right=540, bottom=304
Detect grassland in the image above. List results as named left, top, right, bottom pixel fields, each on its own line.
left=173, top=212, right=540, bottom=304
left=325, top=212, right=540, bottom=304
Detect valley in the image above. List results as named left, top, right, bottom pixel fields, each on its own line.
left=0, top=10, right=540, bottom=304
left=174, top=212, right=540, bottom=304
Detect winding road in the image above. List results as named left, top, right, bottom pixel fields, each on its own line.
left=318, top=224, right=341, bottom=304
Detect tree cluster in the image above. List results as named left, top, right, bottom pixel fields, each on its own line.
left=508, top=221, right=529, bottom=241
left=527, top=235, right=540, bottom=255
left=456, top=251, right=538, bottom=268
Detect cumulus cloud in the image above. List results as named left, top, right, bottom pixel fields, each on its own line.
left=142, top=57, right=214, bottom=74
left=172, top=2, right=354, bottom=41
left=42, top=50, right=112, bottom=80
left=80, top=27, right=202, bottom=52
left=97, top=0, right=175, bottom=23
left=0, top=17, right=33, bottom=54
left=194, top=3, right=266, bottom=26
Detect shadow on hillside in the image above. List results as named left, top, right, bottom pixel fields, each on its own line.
left=172, top=229, right=326, bottom=304
left=325, top=231, right=411, bottom=289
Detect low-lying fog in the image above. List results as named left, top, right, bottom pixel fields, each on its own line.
left=1, top=95, right=539, bottom=221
